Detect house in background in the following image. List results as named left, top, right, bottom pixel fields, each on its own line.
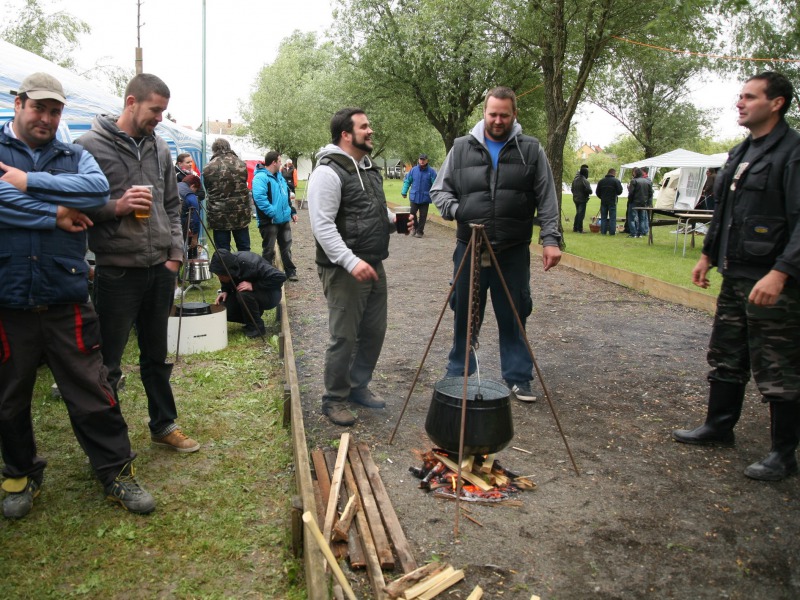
left=577, top=142, right=603, bottom=159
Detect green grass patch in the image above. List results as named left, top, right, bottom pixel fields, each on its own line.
left=0, top=284, right=305, bottom=599
left=560, top=196, right=721, bottom=297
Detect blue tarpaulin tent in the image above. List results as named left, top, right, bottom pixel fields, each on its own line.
left=0, top=39, right=204, bottom=165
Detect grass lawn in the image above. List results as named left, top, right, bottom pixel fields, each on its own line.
left=559, top=196, right=721, bottom=298
left=1, top=222, right=305, bottom=599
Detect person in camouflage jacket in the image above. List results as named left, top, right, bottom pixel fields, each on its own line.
left=202, top=138, right=251, bottom=252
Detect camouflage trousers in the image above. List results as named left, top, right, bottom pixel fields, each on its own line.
left=708, top=276, right=800, bottom=402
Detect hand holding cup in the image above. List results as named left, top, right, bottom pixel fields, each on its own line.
left=130, top=184, right=153, bottom=219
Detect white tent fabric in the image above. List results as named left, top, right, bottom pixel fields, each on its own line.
left=621, top=148, right=729, bottom=211
left=621, top=148, right=727, bottom=170
left=0, top=40, right=204, bottom=165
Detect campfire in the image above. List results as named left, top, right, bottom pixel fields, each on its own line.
left=411, top=449, right=535, bottom=505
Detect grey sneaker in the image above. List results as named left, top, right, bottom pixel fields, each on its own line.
left=2, top=475, right=42, bottom=519
left=322, top=401, right=356, bottom=426
left=105, top=463, right=155, bottom=514
left=349, top=388, right=386, bottom=408
left=510, top=382, right=538, bottom=403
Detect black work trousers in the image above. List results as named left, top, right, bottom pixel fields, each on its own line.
left=0, top=304, right=134, bottom=488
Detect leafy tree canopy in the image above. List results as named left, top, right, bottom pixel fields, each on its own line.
left=1, top=0, right=90, bottom=71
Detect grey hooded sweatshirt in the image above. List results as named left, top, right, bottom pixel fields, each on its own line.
left=307, top=144, right=398, bottom=273
left=77, top=114, right=184, bottom=267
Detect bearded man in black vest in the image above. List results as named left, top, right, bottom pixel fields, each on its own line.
left=306, top=108, right=413, bottom=426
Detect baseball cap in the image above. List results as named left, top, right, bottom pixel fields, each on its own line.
left=16, top=72, right=67, bottom=104
left=419, top=154, right=428, bottom=160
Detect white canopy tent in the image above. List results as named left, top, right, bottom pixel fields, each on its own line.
left=621, top=148, right=728, bottom=211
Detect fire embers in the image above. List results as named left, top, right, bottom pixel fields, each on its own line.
left=410, top=450, right=535, bottom=505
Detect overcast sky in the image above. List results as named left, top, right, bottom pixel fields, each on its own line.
left=4, top=0, right=746, bottom=146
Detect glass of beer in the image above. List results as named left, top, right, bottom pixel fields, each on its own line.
left=132, top=185, right=153, bottom=219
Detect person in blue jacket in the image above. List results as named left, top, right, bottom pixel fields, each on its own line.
left=252, top=151, right=298, bottom=280
left=0, top=72, right=155, bottom=518
left=400, top=153, right=437, bottom=237
left=177, top=174, right=202, bottom=259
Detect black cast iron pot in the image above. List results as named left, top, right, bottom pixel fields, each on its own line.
left=425, top=377, right=514, bottom=455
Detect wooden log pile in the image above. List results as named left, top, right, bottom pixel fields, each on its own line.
left=411, top=450, right=536, bottom=505
left=306, top=436, right=538, bottom=598
left=310, top=434, right=418, bottom=599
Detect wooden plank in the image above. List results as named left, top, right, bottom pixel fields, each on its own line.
left=466, top=585, right=484, bottom=600
left=324, top=434, right=350, bottom=547
left=302, top=511, right=357, bottom=600
left=348, top=446, right=395, bottom=569
left=332, top=491, right=359, bottom=542
left=402, top=566, right=455, bottom=599
left=326, top=450, right=365, bottom=569
left=435, top=453, right=493, bottom=491
left=357, top=442, right=418, bottom=573
left=313, top=450, right=347, bottom=559
left=416, top=569, right=465, bottom=600
left=384, top=563, right=447, bottom=599
left=280, top=296, right=327, bottom=600
left=344, top=461, right=387, bottom=599
left=325, top=450, right=367, bottom=570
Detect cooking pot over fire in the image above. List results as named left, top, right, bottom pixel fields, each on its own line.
left=425, top=377, right=514, bottom=456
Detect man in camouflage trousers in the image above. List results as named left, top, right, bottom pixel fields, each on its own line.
left=673, top=72, right=800, bottom=482
left=202, top=138, right=251, bottom=252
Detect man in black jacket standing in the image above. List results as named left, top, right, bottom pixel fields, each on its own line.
left=673, top=72, right=800, bottom=482
left=571, top=164, right=591, bottom=233
left=595, top=168, right=623, bottom=235
left=431, top=86, right=561, bottom=404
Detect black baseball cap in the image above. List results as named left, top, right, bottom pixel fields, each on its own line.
left=419, top=154, right=428, bottom=160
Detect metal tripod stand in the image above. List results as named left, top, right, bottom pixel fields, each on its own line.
left=388, top=224, right=579, bottom=535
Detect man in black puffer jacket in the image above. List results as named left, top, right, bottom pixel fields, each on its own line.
left=432, top=86, right=561, bottom=404
left=673, top=72, right=800, bottom=482
left=209, top=249, right=287, bottom=338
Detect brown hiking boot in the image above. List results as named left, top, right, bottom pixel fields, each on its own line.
left=151, top=429, right=200, bottom=453
left=322, top=401, right=356, bottom=426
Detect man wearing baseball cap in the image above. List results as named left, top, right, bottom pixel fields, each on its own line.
left=400, top=153, right=437, bottom=237
left=0, top=72, right=156, bottom=518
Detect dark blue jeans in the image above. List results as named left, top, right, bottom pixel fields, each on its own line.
left=94, top=263, right=180, bottom=436
left=213, top=228, right=251, bottom=252
left=446, top=241, right=533, bottom=385
left=600, top=201, right=617, bottom=235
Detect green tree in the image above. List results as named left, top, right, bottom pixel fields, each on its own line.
left=1, top=0, right=89, bottom=70
left=243, top=32, right=340, bottom=163
left=723, top=0, right=799, bottom=127
left=333, top=0, right=540, bottom=152
left=586, top=28, right=715, bottom=157
left=483, top=0, right=716, bottom=206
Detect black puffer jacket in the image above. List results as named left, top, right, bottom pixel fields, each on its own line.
left=209, top=249, right=287, bottom=293
left=703, top=119, right=800, bottom=282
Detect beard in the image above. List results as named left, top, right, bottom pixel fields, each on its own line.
left=352, top=132, right=373, bottom=155
left=485, top=119, right=513, bottom=141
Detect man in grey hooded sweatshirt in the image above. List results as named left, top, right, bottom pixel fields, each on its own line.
left=77, top=74, right=199, bottom=453
left=307, top=107, right=413, bottom=426
left=431, top=86, right=562, bottom=404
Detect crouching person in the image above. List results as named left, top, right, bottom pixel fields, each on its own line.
left=209, top=249, right=287, bottom=338
left=0, top=72, right=154, bottom=518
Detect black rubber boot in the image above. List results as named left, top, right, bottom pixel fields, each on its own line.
left=672, top=381, right=746, bottom=446
left=744, top=402, right=800, bottom=481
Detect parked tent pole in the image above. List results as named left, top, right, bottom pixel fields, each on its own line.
left=200, top=0, right=208, bottom=247
left=135, top=0, right=143, bottom=74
